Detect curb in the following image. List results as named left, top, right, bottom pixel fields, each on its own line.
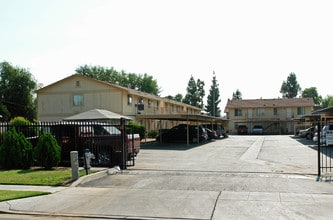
left=70, top=167, right=121, bottom=187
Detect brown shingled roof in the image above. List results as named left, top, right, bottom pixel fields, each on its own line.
left=225, top=98, right=315, bottom=109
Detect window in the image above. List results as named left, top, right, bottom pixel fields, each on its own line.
left=273, top=108, right=281, bottom=116
left=128, top=95, right=132, bottom=105
left=73, top=95, right=83, bottom=106
left=297, top=107, right=305, bottom=115
left=257, top=108, right=265, bottom=116
left=75, top=81, right=80, bottom=87
left=148, top=100, right=152, bottom=108
left=234, top=108, right=242, bottom=116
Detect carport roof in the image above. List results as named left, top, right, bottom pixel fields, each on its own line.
left=312, top=106, right=333, bottom=114
left=135, top=114, right=227, bottom=123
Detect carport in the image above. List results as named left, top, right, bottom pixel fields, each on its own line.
left=136, top=114, right=228, bottom=145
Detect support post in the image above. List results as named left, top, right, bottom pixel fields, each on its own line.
left=70, top=151, right=79, bottom=181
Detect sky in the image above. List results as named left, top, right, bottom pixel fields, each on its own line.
left=1, top=0, right=333, bottom=111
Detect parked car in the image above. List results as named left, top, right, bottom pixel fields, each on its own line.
left=155, top=124, right=208, bottom=143
left=313, top=124, right=333, bottom=144
left=321, top=124, right=333, bottom=144
left=237, top=125, right=248, bottom=135
left=252, top=125, right=264, bottom=135
left=201, top=124, right=228, bottom=138
left=298, top=126, right=315, bottom=139
left=206, top=128, right=218, bottom=139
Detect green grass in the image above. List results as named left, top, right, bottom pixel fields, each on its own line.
left=0, top=190, right=50, bottom=202
left=0, top=168, right=87, bottom=186
left=0, top=168, right=94, bottom=202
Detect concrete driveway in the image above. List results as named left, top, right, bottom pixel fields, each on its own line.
left=1, top=135, right=333, bottom=219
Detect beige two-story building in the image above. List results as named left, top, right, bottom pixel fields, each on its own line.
left=224, top=98, right=315, bottom=134
left=36, top=74, right=212, bottom=131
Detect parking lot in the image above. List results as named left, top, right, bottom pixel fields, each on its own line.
left=2, top=135, right=333, bottom=219
left=83, top=135, right=320, bottom=189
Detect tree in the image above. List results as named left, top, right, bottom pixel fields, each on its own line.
left=205, top=72, right=221, bottom=117
left=322, top=95, right=333, bottom=108
left=196, top=79, right=205, bottom=108
left=232, top=89, right=242, bottom=100
left=75, top=65, right=160, bottom=95
left=183, top=76, right=205, bottom=108
left=302, top=87, right=321, bottom=105
left=138, top=74, right=160, bottom=95
left=0, top=61, right=37, bottom=121
left=280, top=72, right=301, bottom=98
left=165, top=93, right=183, bottom=102
left=174, top=94, right=183, bottom=102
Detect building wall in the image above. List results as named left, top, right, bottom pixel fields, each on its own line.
left=226, top=106, right=313, bottom=134
left=37, top=75, right=203, bottom=133
left=37, top=76, right=124, bottom=121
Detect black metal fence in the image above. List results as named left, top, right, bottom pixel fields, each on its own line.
left=0, top=121, right=138, bottom=169
left=316, top=122, right=333, bottom=178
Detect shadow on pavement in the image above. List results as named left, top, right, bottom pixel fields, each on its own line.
left=292, top=135, right=333, bottom=159
left=140, top=139, right=216, bottom=151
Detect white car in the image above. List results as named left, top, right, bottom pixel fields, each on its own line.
left=313, top=124, right=333, bottom=145
left=252, top=125, right=264, bottom=135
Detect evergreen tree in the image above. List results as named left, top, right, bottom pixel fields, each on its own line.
left=280, top=72, right=301, bottom=98
left=183, top=76, right=205, bottom=108
left=232, top=89, right=242, bottom=100
left=205, top=72, right=221, bottom=117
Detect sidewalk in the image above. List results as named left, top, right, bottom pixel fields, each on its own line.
left=1, top=169, right=333, bottom=219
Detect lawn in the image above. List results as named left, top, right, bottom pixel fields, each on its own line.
left=0, top=167, right=92, bottom=202
left=0, top=167, right=88, bottom=186
left=0, top=190, right=50, bottom=202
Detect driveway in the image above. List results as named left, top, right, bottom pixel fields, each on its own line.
left=1, top=135, right=333, bottom=219
left=83, top=135, right=321, bottom=191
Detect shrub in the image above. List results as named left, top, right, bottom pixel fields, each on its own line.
left=127, top=121, right=145, bottom=140
left=9, top=116, right=30, bottom=125
left=147, top=130, right=158, bottom=138
left=9, top=116, right=36, bottom=138
left=0, top=128, right=33, bottom=169
left=34, top=132, right=61, bottom=170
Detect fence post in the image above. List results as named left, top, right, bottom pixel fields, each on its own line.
left=120, top=117, right=127, bottom=169
left=70, top=151, right=79, bottom=181
left=317, top=120, right=321, bottom=179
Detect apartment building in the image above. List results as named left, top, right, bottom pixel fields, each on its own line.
left=224, top=98, right=315, bottom=134
left=36, top=74, right=206, bottom=131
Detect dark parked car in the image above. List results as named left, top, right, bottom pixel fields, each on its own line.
left=298, top=126, right=315, bottom=139
left=156, top=124, right=208, bottom=143
left=237, top=125, right=248, bottom=135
